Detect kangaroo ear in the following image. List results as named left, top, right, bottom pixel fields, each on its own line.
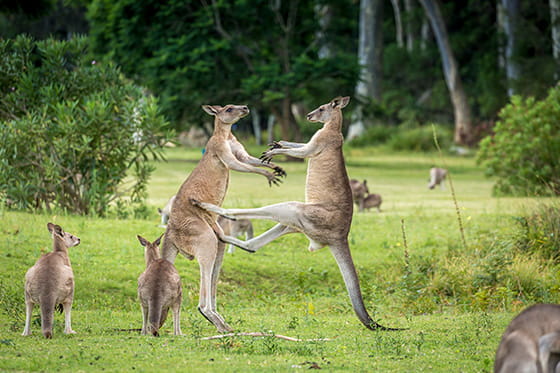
left=157, top=208, right=162, bottom=215
left=363, top=180, right=367, bottom=186
left=153, top=234, right=163, bottom=247
left=47, top=223, right=55, bottom=233
left=202, top=105, right=222, bottom=116
left=48, top=223, right=63, bottom=237
left=137, top=235, right=149, bottom=247
left=331, top=96, right=350, bottom=109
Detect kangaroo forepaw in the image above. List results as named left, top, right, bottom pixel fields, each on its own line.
left=273, top=166, right=287, bottom=178
left=189, top=198, right=201, bottom=207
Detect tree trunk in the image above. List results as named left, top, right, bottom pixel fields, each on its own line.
left=348, top=0, right=384, bottom=140
left=390, top=0, right=404, bottom=48
left=404, top=0, right=415, bottom=51
left=550, top=0, right=560, bottom=78
left=315, top=4, right=332, bottom=59
left=251, top=109, right=262, bottom=145
left=418, top=0, right=473, bottom=145
left=499, top=0, right=521, bottom=96
left=271, top=97, right=302, bottom=142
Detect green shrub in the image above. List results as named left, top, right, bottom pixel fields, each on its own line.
left=477, top=86, right=560, bottom=196
left=0, top=35, right=172, bottom=216
left=388, top=124, right=452, bottom=152
left=514, top=204, right=560, bottom=261
left=347, top=125, right=395, bottom=147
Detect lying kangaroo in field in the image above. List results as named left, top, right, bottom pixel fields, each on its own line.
left=217, top=215, right=254, bottom=254
left=494, top=304, right=560, bottom=373
left=349, top=179, right=369, bottom=211
left=22, top=223, right=80, bottom=338
left=360, top=193, right=382, bottom=213
left=137, top=235, right=182, bottom=336
left=192, top=96, right=398, bottom=331
left=428, top=167, right=447, bottom=189
left=161, top=104, right=285, bottom=332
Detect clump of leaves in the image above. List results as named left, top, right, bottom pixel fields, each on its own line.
left=478, top=85, right=560, bottom=196
left=0, top=35, right=173, bottom=216
left=515, top=204, right=560, bottom=261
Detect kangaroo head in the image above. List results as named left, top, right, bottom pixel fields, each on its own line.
left=47, top=222, right=80, bottom=249
left=362, top=180, right=369, bottom=194
left=137, top=234, right=163, bottom=265
left=202, top=104, right=250, bottom=125
left=306, top=96, right=350, bottom=123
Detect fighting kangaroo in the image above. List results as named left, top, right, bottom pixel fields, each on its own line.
left=192, top=96, right=398, bottom=331
left=494, top=304, right=560, bottom=373
left=137, top=235, right=182, bottom=336
left=22, top=223, right=80, bottom=338
left=161, top=104, right=285, bottom=332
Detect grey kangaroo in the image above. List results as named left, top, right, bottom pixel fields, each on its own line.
left=137, top=235, right=182, bottom=336
left=161, top=104, right=285, bottom=332
left=192, top=97, right=398, bottom=331
left=494, top=304, right=560, bottom=373
left=22, top=223, right=80, bottom=338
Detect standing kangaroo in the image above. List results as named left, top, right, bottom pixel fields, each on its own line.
left=494, top=304, right=560, bottom=373
left=349, top=179, right=369, bottom=211
left=161, top=104, right=285, bottom=332
left=428, top=167, right=447, bottom=189
left=22, top=223, right=80, bottom=338
left=137, top=235, right=182, bottom=336
left=192, top=97, right=397, bottom=331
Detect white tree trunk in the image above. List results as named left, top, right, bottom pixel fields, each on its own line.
left=404, top=0, right=415, bottom=51
left=551, top=0, right=560, bottom=78
left=315, top=4, right=332, bottom=59
left=390, top=0, right=404, bottom=47
left=251, top=109, right=262, bottom=145
left=419, top=0, right=473, bottom=145
left=500, top=0, right=520, bottom=96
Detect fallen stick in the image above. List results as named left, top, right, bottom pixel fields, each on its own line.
left=200, top=332, right=334, bottom=342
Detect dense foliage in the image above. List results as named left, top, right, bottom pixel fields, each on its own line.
left=0, top=35, right=172, bottom=215
left=477, top=85, right=560, bottom=196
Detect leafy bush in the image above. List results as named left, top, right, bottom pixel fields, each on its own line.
left=347, top=125, right=394, bottom=147
left=0, top=35, right=172, bottom=216
left=514, top=204, right=560, bottom=261
left=388, top=124, right=452, bottom=152
left=477, top=86, right=560, bottom=196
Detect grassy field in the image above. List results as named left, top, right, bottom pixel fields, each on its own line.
left=0, top=145, right=557, bottom=372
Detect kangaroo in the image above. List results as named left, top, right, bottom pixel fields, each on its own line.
left=349, top=179, right=369, bottom=211
left=137, top=235, right=182, bottom=336
left=22, top=223, right=80, bottom=338
left=157, top=195, right=176, bottom=227
left=191, top=97, right=398, bottom=331
left=161, top=104, right=285, bottom=333
left=360, top=193, right=382, bottom=213
left=494, top=304, right=560, bottom=373
left=217, top=215, right=254, bottom=254
left=428, top=167, right=447, bottom=189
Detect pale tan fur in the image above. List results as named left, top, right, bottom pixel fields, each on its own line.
left=495, top=304, right=560, bottom=373
left=192, top=97, right=397, bottom=331
left=22, top=223, right=80, bottom=338
left=161, top=104, right=285, bottom=332
left=349, top=179, right=369, bottom=211
left=157, top=195, right=176, bottom=227
left=360, top=193, right=382, bottom=213
left=428, top=167, right=448, bottom=189
left=137, top=235, right=182, bottom=337
left=217, top=215, right=254, bottom=254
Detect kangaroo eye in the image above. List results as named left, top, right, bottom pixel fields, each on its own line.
left=226, top=108, right=233, bottom=113
left=319, top=108, right=324, bottom=112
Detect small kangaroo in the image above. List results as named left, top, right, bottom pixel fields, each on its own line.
left=428, top=167, right=447, bottom=189
left=494, top=304, right=560, bottom=373
left=22, top=223, right=80, bottom=338
left=192, top=97, right=398, bottom=331
left=217, top=215, right=254, bottom=254
left=137, top=235, right=182, bottom=336
left=161, top=104, right=286, bottom=332
left=349, top=179, right=369, bottom=211
left=359, top=193, right=382, bottom=213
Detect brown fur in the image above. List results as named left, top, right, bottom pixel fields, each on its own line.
left=349, top=179, right=369, bottom=211
left=161, top=104, right=285, bottom=332
left=192, top=97, right=398, bottom=331
left=22, top=223, right=80, bottom=338
left=137, top=235, right=182, bottom=336
left=359, top=193, right=382, bottom=213
left=494, top=304, right=560, bottom=373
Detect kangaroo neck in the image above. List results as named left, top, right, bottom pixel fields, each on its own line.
left=323, top=111, right=342, bottom=132
left=212, top=119, right=232, bottom=140
left=52, top=240, right=71, bottom=266
left=144, top=250, right=159, bottom=267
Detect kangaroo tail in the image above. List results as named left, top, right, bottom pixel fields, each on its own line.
left=40, top=298, right=55, bottom=339
left=148, top=300, right=162, bottom=337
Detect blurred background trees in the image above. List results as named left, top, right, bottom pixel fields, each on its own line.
left=1, top=0, right=559, bottom=203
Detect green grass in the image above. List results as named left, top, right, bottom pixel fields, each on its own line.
left=0, top=145, right=557, bottom=371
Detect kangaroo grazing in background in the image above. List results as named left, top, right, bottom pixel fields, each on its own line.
left=161, top=104, right=286, bottom=333
left=22, top=223, right=80, bottom=338
left=428, top=167, right=447, bottom=189
left=137, top=235, right=182, bottom=336
left=494, top=304, right=560, bottom=373
left=360, top=193, right=382, bottom=213
left=349, top=179, right=369, bottom=211
left=217, top=215, right=254, bottom=254
left=192, top=96, right=398, bottom=331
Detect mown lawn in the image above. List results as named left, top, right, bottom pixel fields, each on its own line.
left=0, top=145, right=556, bottom=372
